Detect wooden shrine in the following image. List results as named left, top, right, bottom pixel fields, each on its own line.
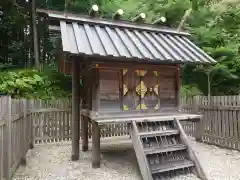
left=37, top=8, right=214, bottom=180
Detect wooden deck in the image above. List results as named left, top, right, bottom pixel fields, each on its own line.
left=81, top=109, right=202, bottom=124
left=80, top=109, right=203, bottom=170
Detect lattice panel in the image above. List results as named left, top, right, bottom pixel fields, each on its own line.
left=122, top=69, right=138, bottom=111
left=135, top=70, right=159, bottom=110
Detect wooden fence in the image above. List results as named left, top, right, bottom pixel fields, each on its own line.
left=2, top=95, right=240, bottom=179
left=181, top=96, right=240, bottom=150
left=28, top=99, right=129, bottom=144
left=0, top=97, right=32, bottom=180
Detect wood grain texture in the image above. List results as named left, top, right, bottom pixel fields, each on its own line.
left=71, top=59, right=80, bottom=161
left=92, top=121, right=100, bottom=168
left=131, top=121, right=153, bottom=180
left=2, top=95, right=240, bottom=179
left=174, top=119, right=208, bottom=180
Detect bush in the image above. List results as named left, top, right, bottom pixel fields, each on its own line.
left=0, top=68, right=72, bottom=99
left=181, top=84, right=203, bottom=97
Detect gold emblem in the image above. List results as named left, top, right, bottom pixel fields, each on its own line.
left=136, top=104, right=148, bottom=110
left=123, top=69, right=128, bottom=76
left=153, top=71, right=158, bottom=76
left=135, top=70, right=146, bottom=76
left=123, top=84, right=128, bottom=96
left=123, top=105, right=128, bottom=110
left=136, top=81, right=147, bottom=98
left=154, top=85, right=158, bottom=96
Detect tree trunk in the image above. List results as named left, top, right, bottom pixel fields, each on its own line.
left=31, top=0, right=40, bottom=69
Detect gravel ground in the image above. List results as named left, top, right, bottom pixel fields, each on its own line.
left=13, top=137, right=240, bottom=180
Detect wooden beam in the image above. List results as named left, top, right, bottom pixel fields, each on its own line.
left=91, top=68, right=101, bottom=168
left=177, top=8, right=192, bottom=32
left=91, top=68, right=100, bottom=112
left=71, top=58, right=81, bottom=161
left=193, top=96, right=203, bottom=142
left=92, top=113, right=202, bottom=124
left=112, top=9, right=124, bottom=20
left=89, top=4, right=99, bottom=17
left=132, top=13, right=146, bottom=22
left=91, top=61, right=179, bottom=71
left=153, top=16, right=167, bottom=24
left=81, top=115, right=89, bottom=151
left=176, top=64, right=181, bottom=110
left=92, top=121, right=100, bottom=168
left=49, top=25, right=60, bottom=31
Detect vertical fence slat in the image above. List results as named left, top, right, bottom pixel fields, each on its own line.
left=216, top=96, right=220, bottom=144
left=237, top=96, right=240, bottom=149
left=181, top=95, right=240, bottom=150
left=3, top=96, right=12, bottom=179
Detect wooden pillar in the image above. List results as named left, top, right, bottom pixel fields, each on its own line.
left=194, top=96, right=202, bottom=142
left=91, top=68, right=100, bottom=168
left=92, top=121, right=100, bottom=168
left=176, top=64, right=181, bottom=111
left=71, top=58, right=81, bottom=161
left=81, top=72, right=89, bottom=151
left=81, top=115, right=88, bottom=151
left=195, top=118, right=203, bottom=142
left=92, top=68, right=100, bottom=112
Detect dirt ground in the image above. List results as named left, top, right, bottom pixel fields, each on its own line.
left=13, top=136, right=240, bottom=180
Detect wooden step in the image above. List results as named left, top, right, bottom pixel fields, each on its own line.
left=151, top=160, right=195, bottom=174
left=139, top=129, right=179, bottom=138
left=144, top=144, right=187, bottom=155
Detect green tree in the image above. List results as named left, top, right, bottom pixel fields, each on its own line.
left=2, top=0, right=240, bottom=97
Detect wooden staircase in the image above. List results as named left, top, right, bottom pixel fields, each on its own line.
left=130, top=118, right=207, bottom=180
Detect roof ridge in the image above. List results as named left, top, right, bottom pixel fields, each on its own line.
left=37, top=8, right=190, bottom=36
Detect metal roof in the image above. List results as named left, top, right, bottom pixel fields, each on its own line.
left=38, top=9, right=215, bottom=64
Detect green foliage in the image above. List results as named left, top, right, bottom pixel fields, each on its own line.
left=181, top=84, right=203, bottom=97
left=3, top=0, right=240, bottom=97
left=0, top=3, right=28, bottom=65
left=0, top=69, right=71, bottom=99
left=182, top=2, right=240, bottom=95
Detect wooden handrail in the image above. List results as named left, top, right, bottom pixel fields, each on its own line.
left=174, top=118, right=208, bottom=180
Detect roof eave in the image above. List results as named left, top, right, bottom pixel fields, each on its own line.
left=66, top=52, right=216, bottom=66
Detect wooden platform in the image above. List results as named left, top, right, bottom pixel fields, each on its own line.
left=80, top=109, right=204, bottom=176
left=81, top=110, right=202, bottom=124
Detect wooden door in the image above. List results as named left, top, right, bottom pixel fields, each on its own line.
left=122, top=69, right=159, bottom=111
left=122, top=69, right=140, bottom=111
left=135, top=70, right=159, bottom=111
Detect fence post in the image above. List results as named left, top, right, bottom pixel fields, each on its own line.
left=194, top=96, right=203, bottom=142
left=20, top=99, right=27, bottom=166
left=3, top=96, right=12, bottom=180
left=29, top=99, right=34, bottom=149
